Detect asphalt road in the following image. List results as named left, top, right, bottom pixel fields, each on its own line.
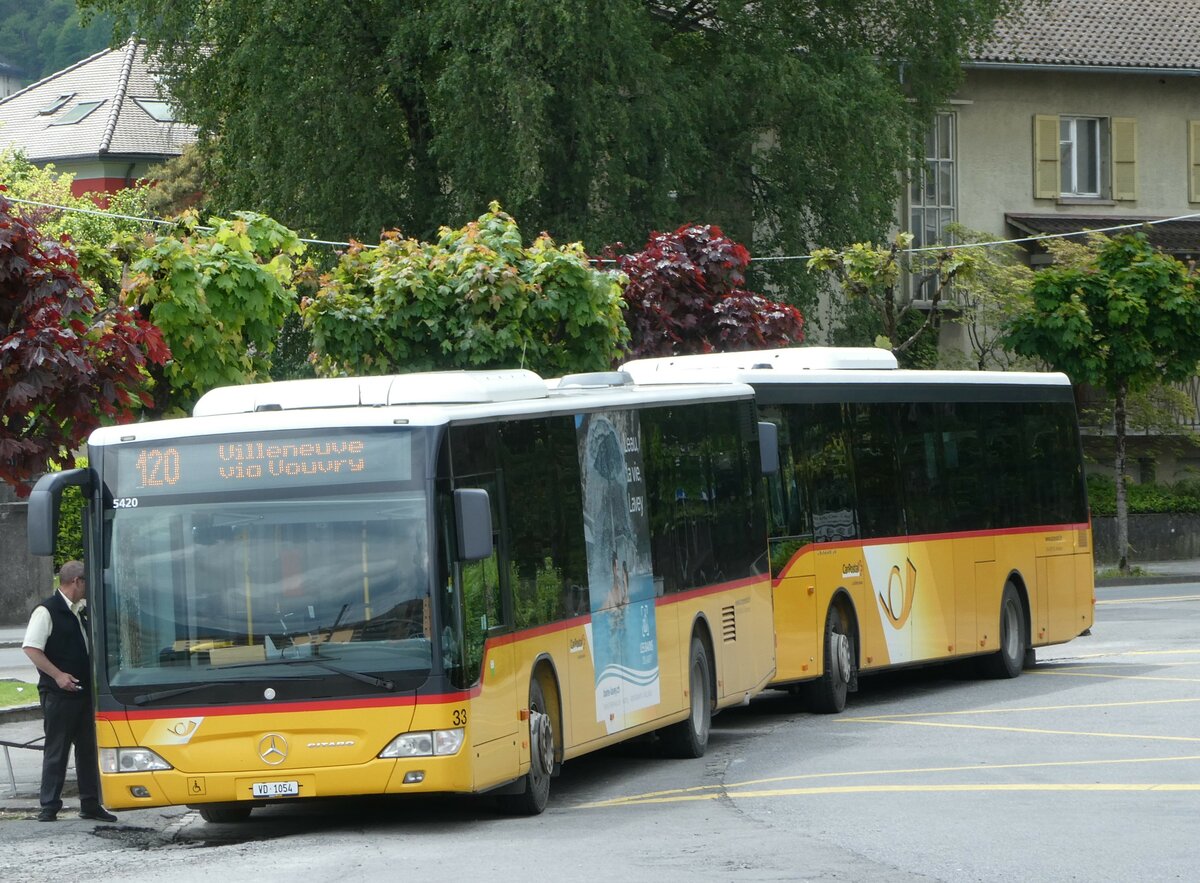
left=0, top=644, right=35, bottom=684
left=2, top=581, right=1198, bottom=882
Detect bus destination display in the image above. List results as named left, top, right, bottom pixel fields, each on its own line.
left=111, top=433, right=410, bottom=501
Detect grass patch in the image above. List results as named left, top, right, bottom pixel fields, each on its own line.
left=1095, top=566, right=1150, bottom=580
left=0, top=679, right=37, bottom=709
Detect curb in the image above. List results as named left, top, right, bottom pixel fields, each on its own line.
left=0, top=703, right=40, bottom=724
left=1094, top=574, right=1200, bottom=587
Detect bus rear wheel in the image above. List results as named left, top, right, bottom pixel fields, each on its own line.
left=805, top=606, right=854, bottom=714
left=196, top=803, right=252, bottom=824
left=980, top=581, right=1026, bottom=679
left=659, top=635, right=712, bottom=758
left=498, top=678, right=554, bottom=815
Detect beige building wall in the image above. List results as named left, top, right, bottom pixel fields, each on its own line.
left=954, top=68, right=1200, bottom=237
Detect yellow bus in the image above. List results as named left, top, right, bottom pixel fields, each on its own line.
left=624, top=348, right=1095, bottom=713
left=27, top=369, right=777, bottom=819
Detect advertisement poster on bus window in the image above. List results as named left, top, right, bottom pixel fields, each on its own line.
left=577, top=409, right=659, bottom=733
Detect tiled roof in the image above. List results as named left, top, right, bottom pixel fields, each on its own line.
left=1006, top=214, right=1200, bottom=257
left=974, top=0, right=1200, bottom=71
left=0, top=41, right=195, bottom=164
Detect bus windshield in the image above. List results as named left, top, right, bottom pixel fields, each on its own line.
left=100, top=431, right=435, bottom=694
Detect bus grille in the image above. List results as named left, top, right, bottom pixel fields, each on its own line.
left=722, top=605, right=737, bottom=642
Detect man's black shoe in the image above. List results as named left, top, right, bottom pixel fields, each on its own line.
left=37, top=810, right=57, bottom=822
left=79, top=807, right=118, bottom=822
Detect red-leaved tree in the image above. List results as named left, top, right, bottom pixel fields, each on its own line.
left=605, top=224, right=804, bottom=360
left=0, top=191, right=169, bottom=496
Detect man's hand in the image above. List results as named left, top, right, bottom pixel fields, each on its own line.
left=54, top=671, right=81, bottom=691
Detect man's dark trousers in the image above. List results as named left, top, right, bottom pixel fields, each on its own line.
left=39, top=690, right=101, bottom=815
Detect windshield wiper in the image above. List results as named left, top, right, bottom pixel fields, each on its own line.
left=132, top=683, right=223, bottom=706
left=213, top=657, right=396, bottom=691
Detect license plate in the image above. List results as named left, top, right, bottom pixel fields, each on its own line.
left=252, top=780, right=299, bottom=798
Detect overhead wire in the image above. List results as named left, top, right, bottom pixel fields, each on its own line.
left=5, top=194, right=1199, bottom=264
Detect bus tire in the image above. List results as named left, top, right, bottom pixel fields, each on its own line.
left=196, top=803, right=253, bottom=824
left=805, top=606, right=854, bottom=714
left=659, top=635, right=712, bottom=758
left=981, top=581, right=1026, bottom=679
left=498, top=678, right=554, bottom=815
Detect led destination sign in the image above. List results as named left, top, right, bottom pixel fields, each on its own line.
left=111, top=432, right=411, bottom=499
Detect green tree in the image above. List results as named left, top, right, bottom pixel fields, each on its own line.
left=82, top=0, right=1016, bottom=312
left=0, top=0, right=112, bottom=82
left=304, top=203, right=627, bottom=378
left=808, top=233, right=978, bottom=365
left=124, top=211, right=307, bottom=414
left=1004, top=233, right=1200, bottom=574
left=941, top=224, right=1037, bottom=371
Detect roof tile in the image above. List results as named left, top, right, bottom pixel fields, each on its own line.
left=974, top=0, right=1200, bottom=70
left=0, top=41, right=195, bottom=164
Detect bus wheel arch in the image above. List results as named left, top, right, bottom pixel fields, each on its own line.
left=980, top=574, right=1030, bottom=679
left=498, top=659, right=560, bottom=815
left=530, top=655, right=563, bottom=771
left=659, top=618, right=715, bottom=758
left=805, top=590, right=859, bottom=715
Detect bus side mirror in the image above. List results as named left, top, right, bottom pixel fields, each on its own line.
left=454, top=488, right=493, bottom=562
left=758, top=422, right=780, bottom=477
left=28, top=468, right=95, bottom=557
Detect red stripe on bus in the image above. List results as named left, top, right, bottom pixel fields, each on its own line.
left=656, top=574, right=768, bottom=606
left=99, top=690, right=474, bottom=721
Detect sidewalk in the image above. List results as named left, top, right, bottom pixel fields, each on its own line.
left=1094, top=558, right=1200, bottom=586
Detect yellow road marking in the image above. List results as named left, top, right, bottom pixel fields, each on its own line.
left=577, top=754, right=1200, bottom=807
left=838, top=717, right=1200, bottom=742
left=1097, top=595, right=1200, bottom=605
left=579, top=782, right=1200, bottom=808
left=1031, top=669, right=1200, bottom=683
left=1047, top=649, right=1200, bottom=659
left=837, top=696, right=1200, bottom=721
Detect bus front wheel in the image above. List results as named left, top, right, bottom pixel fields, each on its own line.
left=499, top=678, right=554, bottom=815
left=980, top=581, right=1026, bottom=679
left=659, top=635, right=712, bottom=758
left=805, top=606, right=855, bottom=714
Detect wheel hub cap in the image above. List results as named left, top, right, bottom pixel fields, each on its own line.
left=530, top=710, right=553, bottom=775
left=832, top=633, right=852, bottom=686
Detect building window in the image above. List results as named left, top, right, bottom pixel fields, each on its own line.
left=133, top=98, right=177, bottom=123
left=49, top=99, right=105, bottom=125
left=1060, top=117, right=1102, bottom=197
left=910, top=112, right=956, bottom=299
left=38, top=93, right=75, bottom=115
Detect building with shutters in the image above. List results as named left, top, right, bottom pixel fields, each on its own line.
left=901, top=0, right=1200, bottom=480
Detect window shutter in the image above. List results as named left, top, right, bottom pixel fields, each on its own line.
left=1111, top=118, right=1137, bottom=201
left=1190, top=121, right=1200, bottom=203
left=1033, top=115, right=1060, bottom=199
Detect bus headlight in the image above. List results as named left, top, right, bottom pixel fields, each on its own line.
left=100, top=747, right=173, bottom=773
left=380, top=728, right=464, bottom=758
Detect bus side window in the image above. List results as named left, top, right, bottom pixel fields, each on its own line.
left=797, top=404, right=858, bottom=542
left=497, top=417, right=587, bottom=628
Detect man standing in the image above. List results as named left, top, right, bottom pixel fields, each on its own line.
left=22, top=560, right=117, bottom=823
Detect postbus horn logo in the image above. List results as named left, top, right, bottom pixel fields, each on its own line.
left=879, top=558, right=917, bottom=629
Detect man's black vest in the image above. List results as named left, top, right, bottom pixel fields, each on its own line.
left=36, top=592, right=90, bottom=697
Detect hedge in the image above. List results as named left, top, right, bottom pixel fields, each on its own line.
left=1086, top=474, right=1200, bottom=517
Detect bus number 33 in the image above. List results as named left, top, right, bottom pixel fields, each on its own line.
left=451, top=709, right=468, bottom=726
